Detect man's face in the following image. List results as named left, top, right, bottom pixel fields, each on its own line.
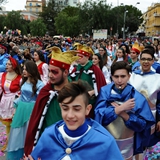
left=112, top=69, right=130, bottom=90
left=60, top=95, right=92, bottom=130
left=48, top=65, right=67, bottom=85
left=140, top=53, right=154, bottom=73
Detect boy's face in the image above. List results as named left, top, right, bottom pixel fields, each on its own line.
left=60, top=95, right=92, bottom=130
left=112, top=69, right=130, bottom=90
left=140, top=53, right=154, bottom=73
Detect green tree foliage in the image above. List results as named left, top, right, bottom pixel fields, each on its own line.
left=29, top=18, right=47, bottom=36
left=0, top=15, right=5, bottom=32
left=112, top=5, right=142, bottom=36
left=3, top=11, right=29, bottom=35
left=39, top=0, right=61, bottom=35
left=54, top=6, right=80, bottom=36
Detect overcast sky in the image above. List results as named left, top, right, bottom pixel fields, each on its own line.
left=2, top=0, right=160, bottom=13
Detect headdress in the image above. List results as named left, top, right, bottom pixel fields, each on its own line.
left=131, top=42, right=142, bottom=54
left=48, top=46, right=79, bottom=70
left=9, top=56, right=17, bottom=69
left=74, top=43, right=94, bottom=57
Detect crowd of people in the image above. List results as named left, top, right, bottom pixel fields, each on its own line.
left=0, top=34, right=160, bottom=160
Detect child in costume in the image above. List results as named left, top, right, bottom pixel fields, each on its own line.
left=95, top=61, right=155, bottom=160
left=25, top=80, right=123, bottom=160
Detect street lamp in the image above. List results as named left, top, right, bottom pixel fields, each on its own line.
left=123, top=10, right=128, bottom=39
left=135, top=2, right=140, bottom=6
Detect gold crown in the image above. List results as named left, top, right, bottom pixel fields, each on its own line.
left=48, top=46, right=79, bottom=70
left=131, top=41, right=142, bottom=54
left=74, top=43, right=94, bottom=56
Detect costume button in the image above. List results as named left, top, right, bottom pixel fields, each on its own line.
left=65, top=148, right=72, bottom=154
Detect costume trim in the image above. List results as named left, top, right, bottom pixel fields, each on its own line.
left=33, top=90, right=58, bottom=147
left=70, top=69, right=98, bottom=96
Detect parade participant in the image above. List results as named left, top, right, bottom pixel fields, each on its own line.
left=10, top=46, right=24, bottom=66
left=7, top=60, right=44, bottom=160
left=24, top=47, right=79, bottom=156
left=95, top=61, right=155, bottom=160
left=0, top=44, right=9, bottom=72
left=132, top=45, right=160, bottom=73
left=99, top=46, right=112, bottom=69
left=129, top=49, right=160, bottom=159
left=128, top=42, right=141, bottom=67
left=92, top=53, right=111, bottom=84
left=33, top=50, right=49, bottom=84
left=26, top=80, right=123, bottom=160
left=69, top=43, right=106, bottom=118
left=0, top=57, right=21, bottom=152
left=112, top=48, right=126, bottom=63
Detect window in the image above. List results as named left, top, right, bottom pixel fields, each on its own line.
left=29, top=3, right=32, bottom=6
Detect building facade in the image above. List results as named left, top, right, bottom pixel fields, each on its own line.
left=141, top=3, right=160, bottom=37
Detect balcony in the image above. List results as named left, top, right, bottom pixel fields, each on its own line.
left=153, top=23, right=160, bottom=27
left=25, top=4, right=41, bottom=8
left=154, top=13, right=160, bottom=17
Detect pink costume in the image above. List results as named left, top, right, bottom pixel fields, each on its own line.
left=37, top=62, right=48, bottom=85
left=0, top=72, right=21, bottom=120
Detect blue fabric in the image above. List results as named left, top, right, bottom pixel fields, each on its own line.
left=132, top=61, right=160, bottom=73
left=94, top=83, right=155, bottom=155
left=64, top=120, right=88, bottom=137
left=0, top=53, right=10, bottom=72
left=7, top=148, right=24, bottom=160
left=31, top=119, right=123, bottom=160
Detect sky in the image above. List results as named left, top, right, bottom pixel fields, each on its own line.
left=2, top=0, right=160, bottom=13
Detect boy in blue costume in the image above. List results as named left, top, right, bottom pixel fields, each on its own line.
left=95, top=61, right=155, bottom=160
left=26, top=80, right=123, bottom=160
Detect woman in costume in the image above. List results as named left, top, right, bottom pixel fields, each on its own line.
left=92, top=53, right=111, bottom=84
left=7, top=60, right=44, bottom=160
left=33, top=50, right=49, bottom=84
left=0, top=57, right=21, bottom=152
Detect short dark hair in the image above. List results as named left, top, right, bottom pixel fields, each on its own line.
left=58, top=80, right=91, bottom=106
left=145, top=45, right=155, bottom=54
left=111, top=61, right=131, bottom=75
left=140, top=49, right=154, bottom=59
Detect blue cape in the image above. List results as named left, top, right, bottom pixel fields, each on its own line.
left=95, top=83, right=155, bottom=155
left=31, top=118, right=123, bottom=160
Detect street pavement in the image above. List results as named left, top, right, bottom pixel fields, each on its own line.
left=0, top=122, right=6, bottom=160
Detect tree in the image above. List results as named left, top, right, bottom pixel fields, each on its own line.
left=39, top=0, right=61, bottom=35
left=3, top=11, right=29, bottom=34
left=29, top=18, right=47, bottom=36
left=111, top=5, right=142, bottom=37
left=0, top=0, right=7, bottom=4
left=54, top=6, right=80, bottom=36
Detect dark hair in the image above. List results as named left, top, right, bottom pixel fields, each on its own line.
left=58, top=80, right=91, bottom=106
left=113, top=48, right=126, bottom=63
left=99, top=46, right=108, bottom=66
left=140, top=49, right=155, bottom=59
left=94, top=53, right=103, bottom=70
left=21, top=60, right=41, bottom=96
left=34, top=50, right=45, bottom=62
left=111, top=61, right=131, bottom=75
left=119, top=44, right=130, bottom=54
left=145, top=45, right=155, bottom=54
